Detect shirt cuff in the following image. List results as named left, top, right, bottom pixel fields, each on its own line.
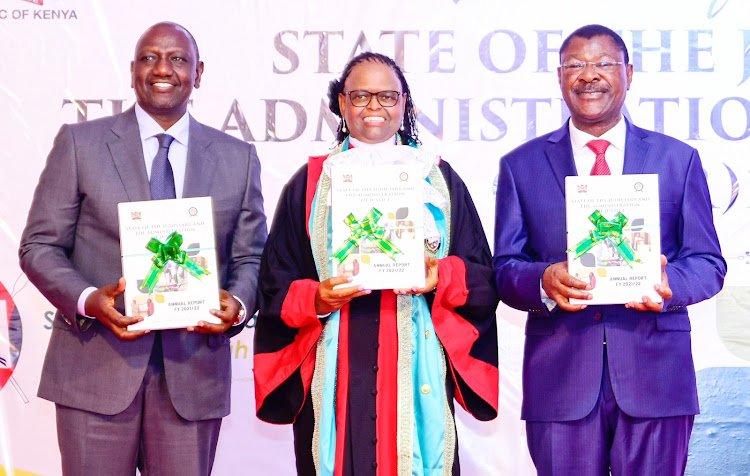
left=540, top=279, right=557, bottom=312
left=78, top=287, right=98, bottom=319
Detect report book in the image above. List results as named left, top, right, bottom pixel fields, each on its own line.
left=330, top=162, right=425, bottom=290
left=118, top=197, right=221, bottom=330
left=566, top=174, right=662, bottom=305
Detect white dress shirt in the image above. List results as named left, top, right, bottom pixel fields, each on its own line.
left=135, top=103, right=190, bottom=199
left=568, top=115, right=626, bottom=176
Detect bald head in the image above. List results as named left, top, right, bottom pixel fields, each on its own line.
left=135, top=22, right=200, bottom=62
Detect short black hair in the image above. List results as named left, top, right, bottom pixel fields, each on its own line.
left=327, top=52, right=419, bottom=145
left=559, top=24, right=629, bottom=64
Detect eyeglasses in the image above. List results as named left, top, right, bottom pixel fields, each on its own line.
left=345, top=90, right=402, bottom=107
left=559, top=61, right=625, bottom=74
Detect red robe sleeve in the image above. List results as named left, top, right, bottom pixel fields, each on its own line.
left=254, top=164, right=327, bottom=424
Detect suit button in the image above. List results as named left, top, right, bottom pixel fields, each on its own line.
left=594, top=312, right=603, bottom=321
left=371, top=437, right=378, bottom=444
left=372, top=365, right=379, bottom=372
left=371, top=462, right=377, bottom=469
left=371, top=389, right=378, bottom=396
left=371, top=413, right=377, bottom=420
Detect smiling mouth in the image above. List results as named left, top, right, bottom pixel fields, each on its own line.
left=150, top=82, right=176, bottom=90
left=363, top=116, right=386, bottom=124
left=575, top=87, right=608, bottom=97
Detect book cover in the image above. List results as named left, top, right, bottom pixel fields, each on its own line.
left=330, top=163, right=425, bottom=290
left=566, top=174, right=661, bottom=305
left=118, top=197, right=221, bottom=330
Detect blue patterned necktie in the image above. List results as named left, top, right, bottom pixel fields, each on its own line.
left=150, top=133, right=176, bottom=200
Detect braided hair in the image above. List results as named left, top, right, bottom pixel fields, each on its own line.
left=328, top=52, right=419, bottom=145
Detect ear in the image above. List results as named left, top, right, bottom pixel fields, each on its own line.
left=625, top=63, right=633, bottom=90
left=338, top=92, right=347, bottom=121
left=557, top=66, right=563, bottom=87
left=130, top=61, right=135, bottom=88
left=194, top=61, right=205, bottom=89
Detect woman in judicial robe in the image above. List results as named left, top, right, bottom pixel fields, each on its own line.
left=254, top=52, right=499, bottom=475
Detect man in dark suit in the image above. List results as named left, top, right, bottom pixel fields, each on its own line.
left=19, top=22, right=267, bottom=475
left=493, top=25, right=725, bottom=475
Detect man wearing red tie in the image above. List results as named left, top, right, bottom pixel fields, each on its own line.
left=493, top=24, right=725, bottom=475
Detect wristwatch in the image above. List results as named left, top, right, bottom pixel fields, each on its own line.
left=234, top=296, right=247, bottom=326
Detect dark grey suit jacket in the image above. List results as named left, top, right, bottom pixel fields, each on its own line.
left=20, top=106, right=267, bottom=420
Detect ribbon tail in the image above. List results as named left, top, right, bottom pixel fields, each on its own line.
left=569, top=234, right=601, bottom=260
left=142, top=265, right=164, bottom=293
left=368, top=236, right=403, bottom=261
left=182, top=257, right=210, bottom=279
left=332, top=238, right=360, bottom=265
left=609, top=238, right=641, bottom=268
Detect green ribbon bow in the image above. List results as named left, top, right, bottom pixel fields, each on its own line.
left=332, top=207, right=403, bottom=265
left=141, top=231, right=210, bottom=293
left=568, top=210, right=641, bottom=268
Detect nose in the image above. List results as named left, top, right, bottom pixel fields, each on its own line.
left=153, top=56, right=174, bottom=76
left=366, top=94, right=382, bottom=110
left=578, top=62, right=600, bottom=82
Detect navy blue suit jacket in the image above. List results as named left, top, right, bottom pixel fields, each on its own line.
left=493, top=119, right=726, bottom=421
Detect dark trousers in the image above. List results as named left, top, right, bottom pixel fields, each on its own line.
left=56, top=333, right=222, bottom=476
left=526, top=347, right=694, bottom=476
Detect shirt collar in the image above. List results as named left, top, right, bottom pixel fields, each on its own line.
left=134, top=103, right=190, bottom=146
left=569, top=115, right=626, bottom=153
left=347, top=134, right=398, bottom=150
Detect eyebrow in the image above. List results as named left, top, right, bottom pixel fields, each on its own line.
left=137, top=46, right=191, bottom=55
left=563, top=52, right=619, bottom=60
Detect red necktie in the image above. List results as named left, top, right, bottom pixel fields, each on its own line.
left=587, top=139, right=611, bottom=176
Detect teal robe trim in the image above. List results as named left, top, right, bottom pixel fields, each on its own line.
left=312, top=139, right=450, bottom=474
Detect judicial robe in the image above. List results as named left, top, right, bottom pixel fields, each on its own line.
left=254, top=154, right=499, bottom=475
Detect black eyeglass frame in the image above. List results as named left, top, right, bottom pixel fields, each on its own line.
left=344, top=90, right=403, bottom=107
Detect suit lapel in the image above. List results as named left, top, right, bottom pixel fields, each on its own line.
left=183, top=117, right=216, bottom=198
left=108, top=107, right=151, bottom=202
left=622, top=118, right=650, bottom=175
left=545, top=123, right=577, bottom=195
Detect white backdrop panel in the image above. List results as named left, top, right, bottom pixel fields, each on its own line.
left=0, top=0, right=748, bottom=474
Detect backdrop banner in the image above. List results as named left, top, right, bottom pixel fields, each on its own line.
left=1, top=1, right=748, bottom=474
